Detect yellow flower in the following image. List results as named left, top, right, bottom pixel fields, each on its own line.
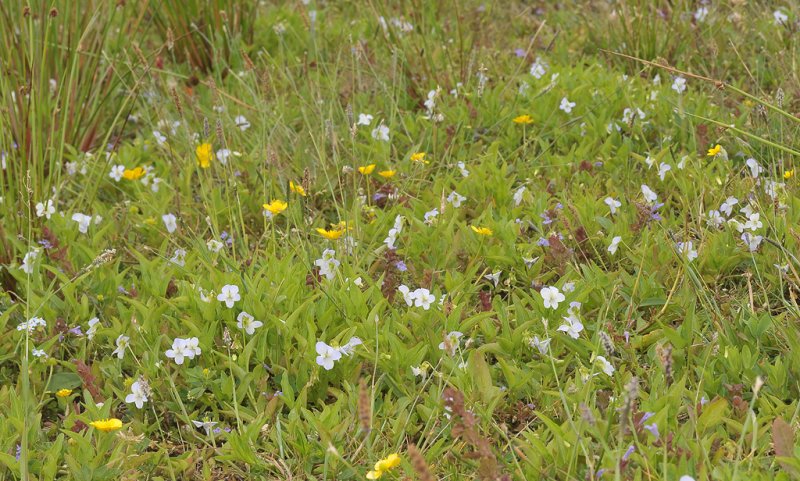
left=263, top=200, right=288, bottom=216
left=366, top=453, right=401, bottom=479
left=55, top=388, right=72, bottom=398
left=513, top=114, right=534, bottom=124
left=290, top=181, right=307, bottom=197
left=471, top=225, right=493, bottom=236
left=122, top=166, right=146, bottom=180
left=316, top=227, right=344, bottom=240
left=410, top=152, right=428, bottom=164
left=196, top=143, right=214, bottom=168
left=89, top=418, right=123, bottom=432
left=378, top=170, right=396, bottom=179
left=707, top=144, right=722, bottom=157
left=784, top=169, right=794, bottom=179
left=358, top=164, right=376, bottom=175
left=143, top=217, right=156, bottom=225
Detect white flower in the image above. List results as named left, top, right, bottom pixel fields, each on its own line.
left=739, top=203, right=755, bottom=217
left=741, top=233, right=763, bottom=252
left=21, top=249, right=39, bottom=274
left=315, top=341, right=342, bottom=370
left=166, top=338, right=189, bottom=364
left=641, top=184, right=657, bottom=203
left=87, top=317, right=100, bottom=340
left=540, top=286, right=565, bottom=310
left=149, top=177, right=162, bottom=192
left=384, top=218, right=403, bottom=250
left=412, top=288, right=436, bottom=310
left=17, top=316, right=46, bottom=333
left=438, top=331, right=463, bottom=356
left=608, top=236, right=622, bottom=255
left=677, top=241, right=698, bottom=262
left=513, top=186, right=526, bottom=206
left=36, top=199, right=55, bottom=219
left=237, top=311, right=263, bottom=335
left=235, top=115, right=251, bottom=131
left=604, top=197, right=621, bottom=215
left=125, top=381, right=148, bottom=409
left=184, top=337, right=202, bottom=357
left=706, top=210, right=724, bottom=228
left=657, top=162, right=671, bottom=181
left=743, top=213, right=762, bottom=232
left=153, top=131, right=167, bottom=145
left=398, top=285, right=414, bottom=306
left=192, top=419, right=218, bottom=435
left=314, top=249, right=340, bottom=280
left=357, top=113, right=373, bottom=126
left=745, top=158, right=762, bottom=178
left=217, top=284, right=241, bottom=308
left=32, top=348, right=48, bottom=359
left=216, top=148, right=232, bottom=165
left=337, top=337, right=363, bottom=356
left=162, top=213, right=178, bottom=234
left=694, top=6, right=709, bottom=22
left=529, top=57, right=547, bottom=79
left=720, top=196, right=738, bottom=217
left=764, top=180, right=782, bottom=200
left=457, top=161, right=470, bottom=177
left=423, top=208, right=439, bottom=225
left=484, top=271, right=502, bottom=287
left=621, top=107, right=645, bottom=123
left=447, top=191, right=466, bottom=208
left=530, top=336, right=551, bottom=355
left=559, top=97, right=576, bottom=113
left=170, top=248, right=186, bottom=267
left=774, top=10, right=789, bottom=25
left=677, top=155, right=688, bottom=169
left=72, top=213, right=92, bottom=234
left=112, top=334, right=130, bottom=359
left=198, top=287, right=214, bottom=303
left=557, top=316, right=583, bottom=339
left=109, top=164, right=125, bottom=182
left=207, top=239, right=224, bottom=252
left=671, top=76, right=687, bottom=94
left=371, top=124, right=390, bottom=141
left=595, top=355, right=615, bottom=376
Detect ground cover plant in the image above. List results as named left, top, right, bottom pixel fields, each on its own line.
left=1, top=1, right=800, bottom=480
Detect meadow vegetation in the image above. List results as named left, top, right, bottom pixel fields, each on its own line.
left=1, top=1, right=800, bottom=480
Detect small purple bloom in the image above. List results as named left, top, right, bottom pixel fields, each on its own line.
left=514, top=48, right=526, bottom=57
left=537, top=237, right=550, bottom=247
left=622, top=445, right=635, bottom=461
left=395, top=260, right=408, bottom=272
left=38, top=239, right=53, bottom=249
left=643, top=423, right=660, bottom=439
